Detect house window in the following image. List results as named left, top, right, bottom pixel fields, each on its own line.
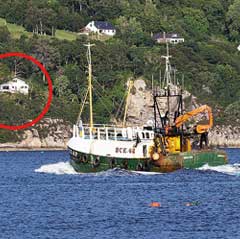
left=146, top=132, right=150, bottom=139
left=3, top=86, right=9, bottom=90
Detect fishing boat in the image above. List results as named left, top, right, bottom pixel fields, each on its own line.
left=67, top=43, right=227, bottom=173
left=67, top=43, right=155, bottom=172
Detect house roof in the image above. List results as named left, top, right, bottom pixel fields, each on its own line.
left=4, top=77, right=28, bottom=86
left=153, top=33, right=183, bottom=40
left=94, top=21, right=115, bottom=30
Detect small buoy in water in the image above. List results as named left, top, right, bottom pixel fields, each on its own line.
left=150, top=202, right=161, bottom=207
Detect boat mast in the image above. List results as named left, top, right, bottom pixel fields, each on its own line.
left=84, top=42, right=95, bottom=130
left=161, top=43, right=172, bottom=89
left=161, top=43, right=172, bottom=114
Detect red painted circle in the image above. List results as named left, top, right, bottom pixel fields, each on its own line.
left=0, top=52, right=53, bottom=131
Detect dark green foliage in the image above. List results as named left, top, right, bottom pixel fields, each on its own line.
left=0, top=0, right=239, bottom=144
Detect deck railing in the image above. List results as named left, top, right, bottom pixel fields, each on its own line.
left=73, top=124, right=154, bottom=141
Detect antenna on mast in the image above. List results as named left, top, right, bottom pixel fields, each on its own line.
left=161, top=43, right=172, bottom=89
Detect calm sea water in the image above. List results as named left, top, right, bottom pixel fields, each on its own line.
left=0, top=149, right=240, bottom=239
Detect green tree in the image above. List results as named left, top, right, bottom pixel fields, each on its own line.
left=31, top=38, right=60, bottom=72
left=227, top=0, right=240, bottom=41
left=54, top=75, right=70, bottom=97
left=0, top=26, right=11, bottom=44
left=181, top=8, right=209, bottom=40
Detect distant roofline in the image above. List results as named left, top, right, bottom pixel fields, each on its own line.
left=153, top=32, right=184, bottom=40
left=3, top=78, right=28, bottom=85
left=90, top=20, right=116, bottom=30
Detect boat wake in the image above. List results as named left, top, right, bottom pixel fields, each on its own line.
left=35, top=162, right=162, bottom=176
left=96, top=168, right=162, bottom=176
left=198, top=163, right=240, bottom=176
left=35, top=162, right=79, bottom=175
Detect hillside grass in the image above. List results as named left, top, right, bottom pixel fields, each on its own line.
left=0, top=17, right=78, bottom=41
left=0, top=17, right=31, bottom=38
left=55, top=29, right=77, bottom=41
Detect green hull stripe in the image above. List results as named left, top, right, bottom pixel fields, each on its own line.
left=68, top=148, right=228, bottom=173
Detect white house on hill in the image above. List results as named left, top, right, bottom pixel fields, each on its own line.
left=153, top=32, right=184, bottom=44
left=81, top=21, right=116, bottom=36
left=0, top=77, right=29, bottom=95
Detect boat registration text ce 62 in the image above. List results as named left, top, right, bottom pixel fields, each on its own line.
left=115, top=147, right=135, bottom=154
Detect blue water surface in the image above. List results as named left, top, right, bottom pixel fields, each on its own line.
left=0, top=148, right=239, bottom=239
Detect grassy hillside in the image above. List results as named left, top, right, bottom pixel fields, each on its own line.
left=0, top=18, right=31, bottom=38
left=0, top=17, right=78, bottom=41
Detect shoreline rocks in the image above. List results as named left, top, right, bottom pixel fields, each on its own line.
left=0, top=118, right=72, bottom=150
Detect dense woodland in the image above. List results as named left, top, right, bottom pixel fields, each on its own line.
left=0, top=0, right=240, bottom=141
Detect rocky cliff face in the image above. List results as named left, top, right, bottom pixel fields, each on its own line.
left=126, top=79, right=240, bottom=147
left=0, top=118, right=72, bottom=150
left=209, top=125, right=240, bottom=147
left=126, top=79, right=198, bottom=125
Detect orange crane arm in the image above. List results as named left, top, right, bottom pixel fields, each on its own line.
left=175, top=105, right=213, bottom=134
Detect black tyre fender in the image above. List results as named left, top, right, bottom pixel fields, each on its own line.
left=91, top=156, right=100, bottom=168
left=136, top=162, right=143, bottom=171
left=82, top=155, right=88, bottom=163
left=109, top=158, right=116, bottom=168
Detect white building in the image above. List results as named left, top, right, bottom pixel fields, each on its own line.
left=0, top=77, right=29, bottom=95
left=81, top=21, right=116, bottom=36
left=153, top=32, right=184, bottom=44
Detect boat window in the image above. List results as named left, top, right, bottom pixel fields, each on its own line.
left=92, top=128, right=98, bottom=139
left=108, top=129, right=115, bottom=140
left=100, top=128, right=106, bottom=140
left=84, top=128, right=90, bottom=139
left=116, top=133, right=122, bottom=139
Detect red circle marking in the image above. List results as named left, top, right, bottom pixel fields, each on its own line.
left=0, top=52, right=53, bottom=131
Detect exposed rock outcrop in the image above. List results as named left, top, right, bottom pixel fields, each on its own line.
left=209, top=125, right=240, bottom=147
left=126, top=79, right=240, bottom=147
left=0, top=118, right=72, bottom=150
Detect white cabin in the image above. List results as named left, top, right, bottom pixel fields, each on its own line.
left=0, top=77, right=29, bottom=95
left=83, top=21, right=116, bottom=36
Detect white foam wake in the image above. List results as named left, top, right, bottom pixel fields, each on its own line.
left=198, top=163, right=240, bottom=175
left=132, top=171, right=162, bottom=175
left=96, top=168, right=162, bottom=176
left=35, top=162, right=79, bottom=175
left=35, top=162, right=162, bottom=176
